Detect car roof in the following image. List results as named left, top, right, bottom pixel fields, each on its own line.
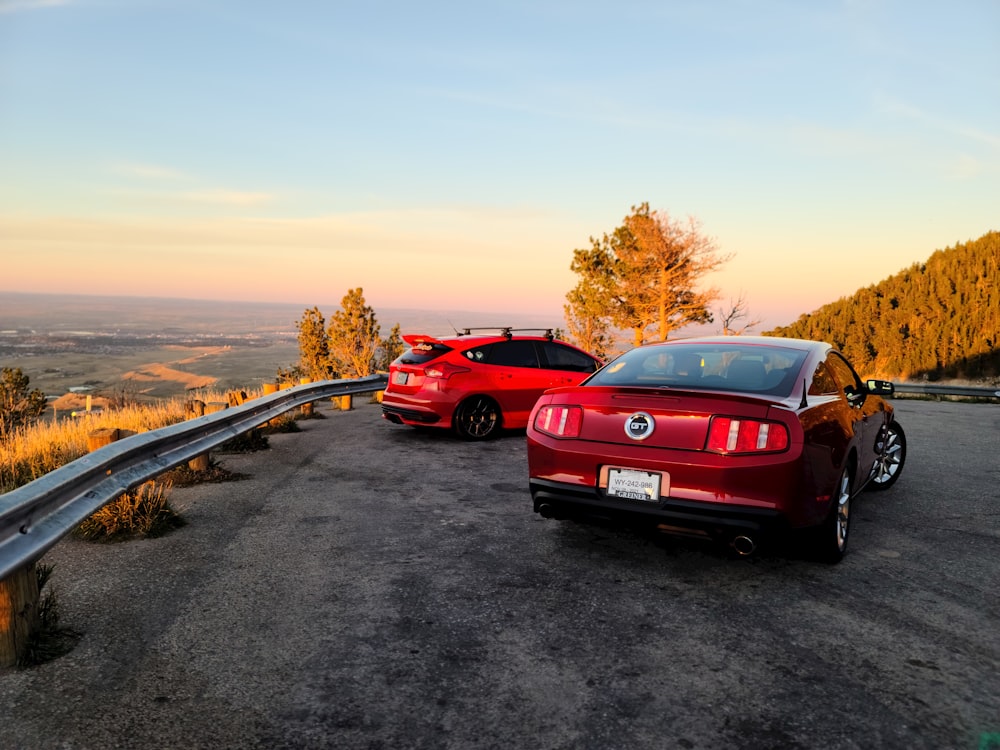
left=404, top=329, right=564, bottom=348
left=651, top=335, right=831, bottom=354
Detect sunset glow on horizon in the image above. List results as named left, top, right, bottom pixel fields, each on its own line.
left=1, top=1, right=996, bottom=330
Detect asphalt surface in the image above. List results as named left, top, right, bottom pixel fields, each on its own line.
left=1, top=398, right=998, bottom=750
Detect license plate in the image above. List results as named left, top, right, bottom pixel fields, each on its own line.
left=392, top=371, right=408, bottom=385
left=605, top=467, right=664, bottom=502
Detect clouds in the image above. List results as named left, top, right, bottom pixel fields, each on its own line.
left=0, top=0, right=997, bottom=327
left=105, top=162, right=277, bottom=209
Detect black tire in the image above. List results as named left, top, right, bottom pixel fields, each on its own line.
left=867, top=419, right=906, bottom=491
left=816, top=465, right=852, bottom=564
left=453, top=396, right=501, bottom=440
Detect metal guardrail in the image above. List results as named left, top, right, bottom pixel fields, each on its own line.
left=892, top=382, right=1000, bottom=399
left=0, top=375, right=387, bottom=581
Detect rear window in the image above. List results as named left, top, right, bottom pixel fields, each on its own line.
left=588, top=343, right=807, bottom=397
left=394, top=343, right=453, bottom=366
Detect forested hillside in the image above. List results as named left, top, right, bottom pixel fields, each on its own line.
left=766, top=231, right=999, bottom=381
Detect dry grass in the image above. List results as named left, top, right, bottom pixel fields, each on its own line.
left=75, top=479, right=185, bottom=542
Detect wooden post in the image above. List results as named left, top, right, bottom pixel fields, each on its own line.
left=86, top=427, right=121, bottom=452
left=188, top=402, right=226, bottom=471
left=299, top=377, right=314, bottom=416
left=0, top=564, right=40, bottom=669
left=186, top=400, right=208, bottom=471
left=336, top=377, right=354, bottom=411
left=261, top=383, right=282, bottom=427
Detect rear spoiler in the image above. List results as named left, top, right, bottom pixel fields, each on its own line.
left=402, top=334, right=447, bottom=347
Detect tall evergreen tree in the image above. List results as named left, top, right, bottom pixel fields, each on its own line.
left=328, top=288, right=381, bottom=377
left=295, top=306, right=332, bottom=381
left=564, top=203, right=730, bottom=351
left=564, top=240, right=615, bottom=359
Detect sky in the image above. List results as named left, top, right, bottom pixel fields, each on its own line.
left=1, top=0, right=997, bottom=331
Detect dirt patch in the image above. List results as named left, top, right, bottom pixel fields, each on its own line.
left=121, top=363, right=218, bottom=390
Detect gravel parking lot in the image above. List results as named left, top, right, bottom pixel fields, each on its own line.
left=1, top=398, right=998, bottom=749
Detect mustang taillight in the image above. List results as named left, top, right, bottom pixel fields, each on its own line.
left=706, top=417, right=789, bottom=454
left=533, top=405, right=583, bottom=438
left=424, top=362, right=471, bottom=379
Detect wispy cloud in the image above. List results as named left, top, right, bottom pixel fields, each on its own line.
left=0, top=0, right=72, bottom=14
left=176, top=190, right=273, bottom=206
left=108, top=162, right=274, bottom=206
left=113, top=162, right=189, bottom=181
left=876, top=94, right=1000, bottom=150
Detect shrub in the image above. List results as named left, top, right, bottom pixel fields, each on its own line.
left=75, top=480, right=185, bottom=542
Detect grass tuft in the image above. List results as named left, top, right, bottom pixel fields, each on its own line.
left=75, top=480, right=186, bottom=542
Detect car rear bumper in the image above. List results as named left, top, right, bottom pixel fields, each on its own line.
left=530, top=477, right=791, bottom=541
left=381, top=403, right=444, bottom=425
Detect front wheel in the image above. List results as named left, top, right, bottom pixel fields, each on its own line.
left=816, top=465, right=852, bottom=564
left=867, top=420, right=906, bottom=491
left=453, top=396, right=501, bottom=440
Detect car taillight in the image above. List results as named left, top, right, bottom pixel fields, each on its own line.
left=533, top=405, right=583, bottom=438
left=424, top=362, right=471, bottom=379
left=706, top=417, right=789, bottom=454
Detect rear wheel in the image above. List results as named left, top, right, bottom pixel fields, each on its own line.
left=817, top=465, right=852, bottom=563
left=867, top=420, right=906, bottom=491
left=453, top=396, right=501, bottom=440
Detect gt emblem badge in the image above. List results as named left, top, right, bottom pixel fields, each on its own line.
left=624, top=412, right=655, bottom=441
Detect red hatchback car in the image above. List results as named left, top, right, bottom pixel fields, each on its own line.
left=381, top=328, right=603, bottom=440
left=527, top=336, right=906, bottom=562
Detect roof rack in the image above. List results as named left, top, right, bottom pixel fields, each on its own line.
left=458, top=327, right=555, bottom=341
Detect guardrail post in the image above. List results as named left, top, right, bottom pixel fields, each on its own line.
left=299, top=378, right=314, bottom=416
left=336, top=377, right=354, bottom=411
left=0, top=563, right=40, bottom=668
left=186, top=401, right=209, bottom=471
left=188, top=402, right=228, bottom=471
left=262, top=383, right=283, bottom=426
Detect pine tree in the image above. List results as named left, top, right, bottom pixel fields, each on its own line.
left=295, top=307, right=332, bottom=381
left=0, top=367, right=47, bottom=440
left=328, top=288, right=381, bottom=378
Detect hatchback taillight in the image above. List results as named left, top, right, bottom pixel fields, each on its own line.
left=533, top=405, right=583, bottom=438
left=706, top=417, right=789, bottom=454
left=424, top=362, right=471, bottom=379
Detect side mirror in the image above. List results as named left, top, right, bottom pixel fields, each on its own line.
left=866, top=379, right=894, bottom=396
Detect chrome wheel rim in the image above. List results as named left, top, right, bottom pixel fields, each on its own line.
left=871, top=426, right=903, bottom=484
left=835, top=470, right=851, bottom=551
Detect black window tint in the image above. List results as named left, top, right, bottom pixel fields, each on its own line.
left=487, top=340, right=540, bottom=368
left=396, top=343, right=452, bottom=365
left=808, top=361, right=839, bottom=395
left=463, top=344, right=493, bottom=363
left=540, top=342, right=599, bottom=372
left=827, top=353, right=862, bottom=393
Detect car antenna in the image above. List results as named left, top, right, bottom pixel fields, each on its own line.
left=799, top=379, right=808, bottom=409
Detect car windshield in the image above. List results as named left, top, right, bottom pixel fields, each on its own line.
left=587, top=343, right=807, bottom=397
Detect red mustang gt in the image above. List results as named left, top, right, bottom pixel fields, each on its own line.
left=527, top=336, right=906, bottom=562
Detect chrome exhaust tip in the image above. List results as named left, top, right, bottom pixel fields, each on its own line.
left=732, top=535, right=756, bottom=556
